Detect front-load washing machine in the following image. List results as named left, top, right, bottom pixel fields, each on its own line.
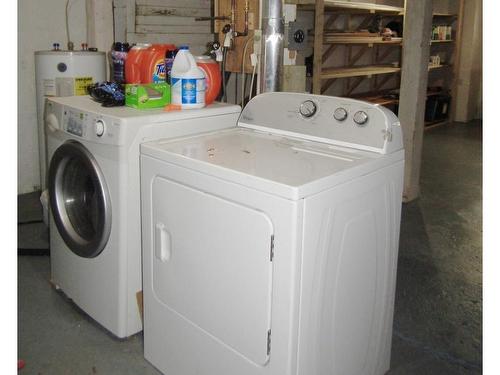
left=140, top=92, right=404, bottom=375
left=45, top=96, right=240, bottom=338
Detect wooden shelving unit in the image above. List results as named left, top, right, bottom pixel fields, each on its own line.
left=322, top=34, right=402, bottom=45
left=289, top=0, right=404, bottom=103
left=426, top=4, right=464, bottom=127
left=430, top=39, right=453, bottom=44
left=321, top=65, right=400, bottom=79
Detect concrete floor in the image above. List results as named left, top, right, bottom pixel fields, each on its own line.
left=18, top=121, right=482, bottom=374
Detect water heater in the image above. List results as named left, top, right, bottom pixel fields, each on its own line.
left=35, top=50, right=106, bottom=188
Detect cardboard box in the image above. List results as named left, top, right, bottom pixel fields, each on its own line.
left=125, top=83, right=171, bottom=109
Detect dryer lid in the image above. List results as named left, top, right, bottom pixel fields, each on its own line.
left=140, top=127, right=403, bottom=200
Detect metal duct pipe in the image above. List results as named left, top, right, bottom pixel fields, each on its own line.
left=259, top=0, right=284, bottom=92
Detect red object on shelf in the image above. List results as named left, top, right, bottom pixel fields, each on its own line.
left=195, top=56, right=222, bottom=105
left=18, top=359, right=25, bottom=370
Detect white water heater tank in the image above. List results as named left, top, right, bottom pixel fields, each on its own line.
left=35, top=50, right=106, bottom=188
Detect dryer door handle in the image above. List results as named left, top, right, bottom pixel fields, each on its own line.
left=155, top=222, right=172, bottom=262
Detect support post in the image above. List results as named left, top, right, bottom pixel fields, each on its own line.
left=398, top=0, right=433, bottom=202
left=312, top=0, right=324, bottom=94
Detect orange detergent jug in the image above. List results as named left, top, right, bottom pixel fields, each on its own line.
left=125, top=43, right=176, bottom=84
left=141, top=44, right=176, bottom=83
left=125, top=43, right=151, bottom=84
left=195, top=56, right=222, bottom=105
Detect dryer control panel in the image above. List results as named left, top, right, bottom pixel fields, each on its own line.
left=238, top=92, right=403, bottom=154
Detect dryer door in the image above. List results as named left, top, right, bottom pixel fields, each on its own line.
left=150, top=176, right=274, bottom=366
left=48, top=140, right=112, bottom=258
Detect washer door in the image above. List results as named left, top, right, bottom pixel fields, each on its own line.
left=48, top=140, right=112, bottom=258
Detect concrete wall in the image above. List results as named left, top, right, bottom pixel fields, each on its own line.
left=18, top=0, right=87, bottom=194
left=454, top=0, right=482, bottom=122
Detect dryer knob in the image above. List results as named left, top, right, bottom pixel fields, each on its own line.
left=333, top=107, right=348, bottom=121
left=353, top=111, right=369, bottom=126
left=95, top=120, right=105, bottom=137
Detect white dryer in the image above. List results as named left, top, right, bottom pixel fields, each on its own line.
left=140, top=92, right=405, bottom=375
left=45, top=96, right=240, bottom=338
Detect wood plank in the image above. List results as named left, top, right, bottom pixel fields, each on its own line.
left=136, top=6, right=210, bottom=17
left=399, top=0, right=433, bottom=202
left=127, top=0, right=136, bottom=34
left=215, top=0, right=259, bottom=73
left=136, top=0, right=211, bottom=8
left=430, top=39, right=453, bottom=43
left=312, top=0, right=325, bottom=94
left=288, top=0, right=403, bottom=13
left=424, top=119, right=449, bottom=129
left=113, top=1, right=127, bottom=42
left=321, top=78, right=336, bottom=94
left=346, top=76, right=364, bottom=95
left=321, top=44, right=338, bottom=64
left=136, top=24, right=211, bottom=34
left=373, top=73, right=394, bottom=90
left=356, top=96, right=398, bottom=106
left=136, top=15, right=210, bottom=26
left=282, top=65, right=306, bottom=92
left=376, top=46, right=398, bottom=62
left=127, top=32, right=213, bottom=54
left=324, top=13, right=339, bottom=31
left=322, top=1, right=404, bottom=13
left=323, top=36, right=402, bottom=44
left=348, top=45, right=369, bottom=66
left=428, top=64, right=452, bottom=70
left=321, top=65, right=401, bottom=79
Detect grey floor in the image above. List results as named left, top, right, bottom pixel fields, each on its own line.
left=18, top=121, right=482, bottom=374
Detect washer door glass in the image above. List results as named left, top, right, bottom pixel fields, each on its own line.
left=48, top=140, right=112, bottom=258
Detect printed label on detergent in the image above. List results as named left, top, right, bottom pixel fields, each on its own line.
left=74, top=77, right=94, bottom=96
left=181, top=78, right=205, bottom=104
left=152, top=59, right=166, bottom=83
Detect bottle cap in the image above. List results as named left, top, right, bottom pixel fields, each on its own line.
left=179, top=45, right=189, bottom=50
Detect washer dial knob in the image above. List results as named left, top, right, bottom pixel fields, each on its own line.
left=353, top=111, right=369, bottom=125
left=95, top=119, right=105, bottom=137
left=299, top=100, right=317, bottom=118
left=333, top=107, right=348, bottom=121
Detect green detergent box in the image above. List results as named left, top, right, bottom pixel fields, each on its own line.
left=125, top=83, right=171, bottom=109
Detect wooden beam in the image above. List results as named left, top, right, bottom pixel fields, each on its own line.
left=376, top=45, right=397, bottom=62
left=357, top=14, right=373, bottom=30
left=321, top=78, right=336, bottom=94
left=126, top=0, right=136, bottom=35
left=373, top=73, right=393, bottom=91
left=324, top=13, right=339, bottom=30
left=346, top=76, right=364, bottom=95
left=113, top=0, right=127, bottom=42
left=322, top=44, right=338, bottom=64
left=348, top=45, right=369, bottom=66
left=398, top=0, right=433, bottom=202
left=312, top=0, right=325, bottom=94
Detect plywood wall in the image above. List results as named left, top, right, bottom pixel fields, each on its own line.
left=126, top=0, right=214, bottom=55
left=215, top=0, right=259, bottom=72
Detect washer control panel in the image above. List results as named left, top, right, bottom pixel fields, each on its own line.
left=60, top=108, right=122, bottom=145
